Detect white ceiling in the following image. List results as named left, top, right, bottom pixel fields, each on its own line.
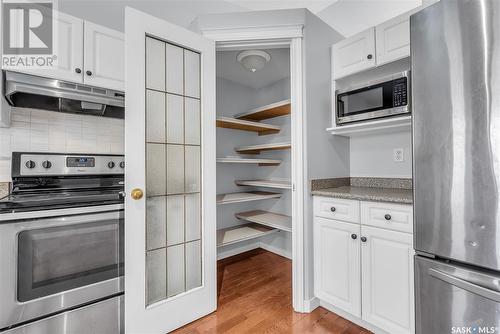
left=217, top=48, right=290, bottom=89
left=225, top=0, right=338, bottom=14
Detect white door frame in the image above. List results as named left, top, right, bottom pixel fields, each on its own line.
left=202, top=26, right=306, bottom=313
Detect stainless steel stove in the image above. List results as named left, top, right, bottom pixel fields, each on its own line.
left=0, top=152, right=125, bottom=213
left=0, top=152, right=125, bottom=334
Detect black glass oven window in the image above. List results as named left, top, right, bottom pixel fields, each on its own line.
left=340, top=86, right=383, bottom=115
left=17, top=218, right=123, bottom=302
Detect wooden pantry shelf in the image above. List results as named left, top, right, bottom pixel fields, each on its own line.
left=235, top=99, right=291, bottom=121
left=234, top=179, right=292, bottom=190
left=217, top=223, right=277, bottom=247
left=216, top=157, right=281, bottom=166
left=216, top=191, right=282, bottom=205
left=235, top=210, right=292, bottom=233
left=235, top=142, right=291, bottom=155
left=216, top=117, right=280, bottom=135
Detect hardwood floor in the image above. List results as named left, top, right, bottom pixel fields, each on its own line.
left=173, top=249, right=372, bottom=334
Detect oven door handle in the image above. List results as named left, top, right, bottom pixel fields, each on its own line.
left=429, top=268, right=500, bottom=302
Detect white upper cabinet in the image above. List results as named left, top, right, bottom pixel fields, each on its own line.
left=361, top=225, right=414, bottom=334
left=3, top=10, right=123, bottom=91
left=375, top=13, right=410, bottom=66
left=332, top=28, right=376, bottom=80
left=314, top=217, right=361, bottom=317
left=84, top=21, right=125, bottom=91
left=332, top=11, right=412, bottom=79
left=5, top=12, right=84, bottom=83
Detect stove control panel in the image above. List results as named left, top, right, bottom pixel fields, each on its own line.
left=13, top=153, right=125, bottom=177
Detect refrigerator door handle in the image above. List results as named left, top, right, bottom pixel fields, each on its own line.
left=429, top=268, right=500, bottom=303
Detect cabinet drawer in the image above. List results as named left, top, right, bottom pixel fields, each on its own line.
left=314, top=196, right=360, bottom=223
left=361, top=201, right=413, bottom=233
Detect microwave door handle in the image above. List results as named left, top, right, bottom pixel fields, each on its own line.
left=428, top=268, right=500, bottom=303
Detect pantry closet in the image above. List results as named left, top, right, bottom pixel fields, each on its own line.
left=215, top=48, right=293, bottom=260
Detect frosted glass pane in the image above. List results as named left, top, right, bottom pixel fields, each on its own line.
left=186, top=240, right=202, bottom=290
left=185, top=146, right=200, bottom=193
left=146, top=248, right=166, bottom=304
left=166, top=195, right=184, bottom=246
left=166, top=94, right=184, bottom=144
left=167, top=244, right=185, bottom=297
left=146, top=196, right=166, bottom=250
left=184, top=98, right=200, bottom=145
left=146, top=37, right=165, bottom=91
left=166, top=145, right=184, bottom=194
left=184, top=50, right=200, bottom=98
left=185, top=193, right=200, bottom=241
left=146, top=90, right=165, bottom=143
left=146, top=143, right=166, bottom=196
left=166, top=44, right=183, bottom=95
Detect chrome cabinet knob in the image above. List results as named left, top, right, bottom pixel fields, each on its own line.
left=361, top=236, right=367, bottom=242
left=75, top=68, right=82, bottom=73
left=384, top=214, right=392, bottom=220
left=351, top=234, right=357, bottom=240
left=86, top=70, right=92, bottom=76
left=330, top=207, right=336, bottom=212
left=367, top=54, right=373, bottom=60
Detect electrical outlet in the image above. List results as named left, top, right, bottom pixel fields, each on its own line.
left=393, top=148, right=404, bottom=162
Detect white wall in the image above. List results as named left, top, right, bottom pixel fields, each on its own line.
left=303, top=10, right=348, bottom=303
left=0, top=108, right=124, bottom=181
left=317, top=0, right=422, bottom=37
left=58, top=0, right=246, bottom=31
left=349, top=131, right=412, bottom=178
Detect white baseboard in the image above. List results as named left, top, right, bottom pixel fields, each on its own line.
left=217, top=242, right=260, bottom=260
left=303, top=297, right=320, bottom=312
left=319, top=300, right=388, bottom=334
left=259, top=242, right=292, bottom=259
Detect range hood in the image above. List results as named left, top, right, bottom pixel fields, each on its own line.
left=3, top=71, right=124, bottom=118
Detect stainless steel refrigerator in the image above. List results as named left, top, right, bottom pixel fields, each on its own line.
left=412, top=1, right=500, bottom=333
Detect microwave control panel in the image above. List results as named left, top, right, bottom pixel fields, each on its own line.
left=392, top=77, right=407, bottom=107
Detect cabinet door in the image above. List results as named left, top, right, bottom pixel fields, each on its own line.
left=332, top=28, right=376, bottom=79
left=314, top=217, right=361, bottom=316
left=84, top=21, right=124, bottom=90
left=361, top=226, right=414, bottom=333
left=375, top=13, right=410, bottom=66
left=4, top=11, right=84, bottom=83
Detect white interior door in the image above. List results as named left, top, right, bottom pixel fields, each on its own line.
left=124, top=7, right=216, bottom=333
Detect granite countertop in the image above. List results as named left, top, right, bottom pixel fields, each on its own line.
left=312, top=186, right=413, bottom=204
left=310, top=177, right=413, bottom=204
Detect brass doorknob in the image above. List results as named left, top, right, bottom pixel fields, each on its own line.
left=131, top=188, right=144, bottom=200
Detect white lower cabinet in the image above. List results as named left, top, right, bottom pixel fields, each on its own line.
left=361, top=225, right=414, bottom=334
left=314, top=217, right=361, bottom=316
left=314, top=196, right=414, bottom=333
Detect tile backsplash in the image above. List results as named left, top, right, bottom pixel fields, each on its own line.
left=0, top=107, right=124, bottom=181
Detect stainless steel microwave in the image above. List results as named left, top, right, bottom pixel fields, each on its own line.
left=336, top=71, right=410, bottom=125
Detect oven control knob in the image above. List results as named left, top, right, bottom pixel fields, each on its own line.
left=108, top=161, right=115, bottom=169
left=25, top=160, right=36, bottom=169
left=42, top=160, right=52, bottom=169
left=119, top=161, right=125, bottom=169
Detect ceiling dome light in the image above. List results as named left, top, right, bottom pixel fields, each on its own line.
left=237, top=50, right=271, bottom=73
